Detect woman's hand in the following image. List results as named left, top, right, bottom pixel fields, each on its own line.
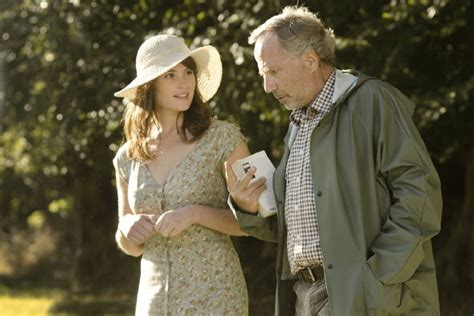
left=154, top=206, right=196, bottom=238
left=118, top=213, right=156, bottom=245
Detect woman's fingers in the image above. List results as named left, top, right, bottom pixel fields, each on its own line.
left=154, top=214, right=165, bottom=234
left=140, top=217, right=155, bottom=234
left=154, top=208, right=192, bottom=238
left=122, top=214, right=156, bottom=244
left=162, top=226, right=175, bottom=238
left=154, top=212, right=174, bottom=237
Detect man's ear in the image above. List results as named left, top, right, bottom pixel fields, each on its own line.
left=302, top=48, right=320, bottom=71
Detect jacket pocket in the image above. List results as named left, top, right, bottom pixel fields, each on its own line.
left=363, top=263, right=402, bottom=311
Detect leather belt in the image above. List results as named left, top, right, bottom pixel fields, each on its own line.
left=296, top=265, right=324, bottom=283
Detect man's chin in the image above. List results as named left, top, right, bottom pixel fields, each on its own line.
left=275, top=97, right=301, bottom=110
left=278, top=98, right=293, bottom=110
left=282, top=102, right=302, bottom=111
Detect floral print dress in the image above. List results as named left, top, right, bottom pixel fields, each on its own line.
left=113, top=120, right=248, bottom=316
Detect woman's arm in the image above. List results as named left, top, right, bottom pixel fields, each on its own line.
left=115, top=173, right=155, bottom=257
left=154, top=140, right=252, bottom=238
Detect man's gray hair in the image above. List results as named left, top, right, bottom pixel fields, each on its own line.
left=249, top=6, right=336, bottom=66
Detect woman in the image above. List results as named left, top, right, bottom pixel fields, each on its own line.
left=113, top=34, right=251, bottom=315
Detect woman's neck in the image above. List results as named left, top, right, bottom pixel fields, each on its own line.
left=154, top=110, right=184, bottom=136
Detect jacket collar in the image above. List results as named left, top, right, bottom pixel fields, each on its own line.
left=332, top=69, right=359, bottom=103
left=286, top=70, right=360, bottom=148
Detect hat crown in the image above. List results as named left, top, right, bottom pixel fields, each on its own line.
left=135, top=35, right=191, bottom=74
left=115, top=34, right=222, bottom=102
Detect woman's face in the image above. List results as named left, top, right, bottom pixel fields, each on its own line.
left=152, top=63, right=196, bottom=114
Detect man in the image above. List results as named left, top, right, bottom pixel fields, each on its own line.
left=225, top=6, right=442, bottom=316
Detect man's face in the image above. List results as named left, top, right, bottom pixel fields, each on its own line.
left=254, top=34, right=319, bottom=110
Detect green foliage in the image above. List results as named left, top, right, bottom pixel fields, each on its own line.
left=0, top=0, right=472, bottom=314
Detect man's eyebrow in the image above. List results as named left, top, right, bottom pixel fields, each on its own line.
left=260, top=65, right=279, bottom=75
left=258, top=65, right=271, bottom=76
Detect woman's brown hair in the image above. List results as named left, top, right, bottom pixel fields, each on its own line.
left=123, top=57, right=211, bottom=161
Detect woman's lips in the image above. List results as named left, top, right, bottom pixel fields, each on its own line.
left=174, top=93, right=189, bottom=98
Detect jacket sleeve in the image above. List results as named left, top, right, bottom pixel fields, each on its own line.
left=367, top=83, right=442, bottom=285
left=228, top=197, right=278, bottom=242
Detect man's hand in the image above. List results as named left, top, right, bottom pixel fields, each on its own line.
left=154, top=206, right=194, bottom=238
left=118, top=213, right=156, bottom=245
left=224, top=161, right=267, bottom=214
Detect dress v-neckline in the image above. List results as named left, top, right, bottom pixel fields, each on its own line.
left=142, top=130, right=207, bottom=188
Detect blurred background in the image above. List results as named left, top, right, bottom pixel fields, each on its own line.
left=0, top=0, right=472, bottom=315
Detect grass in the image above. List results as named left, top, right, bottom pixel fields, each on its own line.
left=47, top=292, right=135, bottom=315
left=0, top=285, right=136, bottom=315
left=0, top=287, right=63, bottom=316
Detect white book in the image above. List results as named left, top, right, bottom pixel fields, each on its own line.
left=231, top=150, right=277, bottom=217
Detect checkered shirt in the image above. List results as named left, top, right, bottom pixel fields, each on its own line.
left=285, top=71, right=336, bottom=274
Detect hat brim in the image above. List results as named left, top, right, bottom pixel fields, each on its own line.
left=114, top=46, right=222, bottom=103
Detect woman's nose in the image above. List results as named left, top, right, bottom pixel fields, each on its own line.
left=178, top=74, right=194, bottom=89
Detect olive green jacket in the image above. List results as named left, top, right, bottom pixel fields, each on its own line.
left=233, top=71, right=442, bottom=315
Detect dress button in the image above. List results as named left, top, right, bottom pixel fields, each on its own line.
left=328, top=264, right=333, bottom=269
left=317, top=191, right=322, bottom=197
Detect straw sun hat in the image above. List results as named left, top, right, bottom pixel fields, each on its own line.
left=114, top=34, right=222, bottom=102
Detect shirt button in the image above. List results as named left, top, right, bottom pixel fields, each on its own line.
left=328, top=264, right=333, bottom=269
left=317, top=191, right=322, bottom=197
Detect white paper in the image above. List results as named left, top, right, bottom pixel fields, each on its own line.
left=231, top=151, right=277, bottom=217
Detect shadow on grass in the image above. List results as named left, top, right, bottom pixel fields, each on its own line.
left=47, top=292, right=135, bottom=315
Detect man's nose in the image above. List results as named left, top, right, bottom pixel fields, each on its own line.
left=263, top=76, right=277, bottom=93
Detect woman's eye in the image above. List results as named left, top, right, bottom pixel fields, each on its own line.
left=165, top=73, right=174, bottom=78
left=185, top=70, right=194, bottom=76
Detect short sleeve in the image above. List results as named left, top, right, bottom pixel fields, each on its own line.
left=112, top=143, right=132, bottom=184
left=210, top=120, right=246, bottom=166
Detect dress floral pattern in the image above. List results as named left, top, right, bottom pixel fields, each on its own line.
left=113, top=120, right=248, bottom=316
